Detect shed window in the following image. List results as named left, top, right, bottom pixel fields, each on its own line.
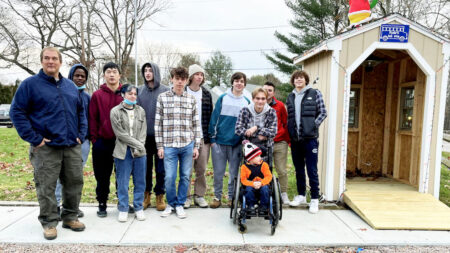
left=399, top=87, right=414, bottom=130
left=348, top=88, right=360, bottom=128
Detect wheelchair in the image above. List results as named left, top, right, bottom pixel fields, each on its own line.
left=229, top=144, right=282, bottom=235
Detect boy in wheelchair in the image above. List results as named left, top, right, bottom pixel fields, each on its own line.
left=240, top=141, right=272, bottom=215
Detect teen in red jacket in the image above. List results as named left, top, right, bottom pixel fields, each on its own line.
left=89, top=62, right=123, bottom=217
left=263, top=82, right=290, bottom=205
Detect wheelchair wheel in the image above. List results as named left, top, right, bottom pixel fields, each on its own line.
left=276, top=178, right=283, bottom=220
left=231, top=169, right=241, bottom=224
left=272, top=176, right=282, bottom=222
left=238, top=224, right=247, bottom=234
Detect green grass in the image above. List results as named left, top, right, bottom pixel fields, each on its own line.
left=0, top=128, right=298, bottom=204
left=0, top=128, right=449, bottom=207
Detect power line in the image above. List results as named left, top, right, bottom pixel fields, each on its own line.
left=139, top=47, right=288, bottom=56
left=141, top=25, right=290, bottom=32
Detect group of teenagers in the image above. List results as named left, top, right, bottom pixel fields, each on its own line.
left=9, top=47, right=327, bottom=240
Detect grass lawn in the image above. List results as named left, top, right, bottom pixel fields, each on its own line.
left=0, top=128, right=299, bottom=204
left=0, top=127, right=449, bottom=207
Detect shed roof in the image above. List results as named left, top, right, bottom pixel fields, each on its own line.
left=294, top=13, right=450, bottom=65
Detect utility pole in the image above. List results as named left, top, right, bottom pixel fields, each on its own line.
left=134, top=0, right=138, bottom=86
left=80, top=6, right=86, bottom=66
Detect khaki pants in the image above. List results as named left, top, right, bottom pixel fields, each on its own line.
left=273, top=141, right=289, bottom=193
left=29, top=144, right=83, bottom=228
left=187, top=139, right=210, bottom=198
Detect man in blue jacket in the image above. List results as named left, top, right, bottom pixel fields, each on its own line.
left=10, top=47, right=87, bottom=240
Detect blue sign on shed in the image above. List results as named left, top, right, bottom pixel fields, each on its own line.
left=379, top=24, right=409, bottom=43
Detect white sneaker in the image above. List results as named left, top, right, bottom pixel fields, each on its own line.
left=135, top=209, right=146, bottom=221
left=184, top=198, right=191, bottom=209
left=281, top=192, right=291, bottom=205
left=194, top=196, right=208, bottom=208
left=118, top=211, right=128, bottom=222
left=309, top=199, right=319, bottom=214
left=161, top=205, right=174, bottom=217
left=175, top=206, right=187, bottom=219
left=290, top=195, right=307, bottom=207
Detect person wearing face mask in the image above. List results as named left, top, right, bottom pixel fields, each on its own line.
left=235, top=88, right=277, bottom=166
left=110, top=84, right=147, bottom=222
left=54, top=64, right=90, bottom=220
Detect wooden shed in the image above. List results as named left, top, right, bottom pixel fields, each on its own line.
left=293, top=14, right=450, bottom=230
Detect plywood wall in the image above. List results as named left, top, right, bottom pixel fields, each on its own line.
left=359, top=63, right=388, bottom=175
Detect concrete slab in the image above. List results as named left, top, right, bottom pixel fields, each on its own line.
left=332, top=210, right=450, bottom=246
left=0, top=207, right=132, bottom=244
left=121, top=208, right=244, bottom=245
left=242, top=210, right=363, bottom=246
left=0, top=206, right=37, bottom=231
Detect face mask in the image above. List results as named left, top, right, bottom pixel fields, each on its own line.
left=124, top=99, right=136, bottom=105
left=77, top=85, right=86, bottom=90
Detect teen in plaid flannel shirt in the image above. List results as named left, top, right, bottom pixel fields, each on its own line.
left=155, top=67, right=201, bottom=219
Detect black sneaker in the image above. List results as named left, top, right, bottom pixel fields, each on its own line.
left=248, top=206, right=257, bottom=216
left=258, top=206, right=268, bottom=216
left=128, top=205, right=135, bottom=214
left=97, top=202, right=107, bottom=218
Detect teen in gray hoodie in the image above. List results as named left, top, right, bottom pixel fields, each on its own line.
left=137, top=62, right=169, bottom=211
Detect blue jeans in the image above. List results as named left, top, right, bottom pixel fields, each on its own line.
left=164, top=142, right=194, bottom=207
left=114, top=147, right=146, bottom=212
left=55, top=139, right=90, bottom=206
left=244, top=185, right=270, bottom=208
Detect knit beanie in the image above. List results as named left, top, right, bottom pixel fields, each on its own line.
left=188, top=64, right=205, bottom=85
left=243, top=140, right=262, bottom=162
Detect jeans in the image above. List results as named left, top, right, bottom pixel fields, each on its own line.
left=164, top=142, right=194, bottom=207
left=291, top=138, right=320, bottom=199
left=114, top=147, right=146, bottom=212
left=92, top=138, right=116, bottom=203
left=244, top=185, right=270, bottom=208
left=144, top=136, right=165, bottom=194
left=29, top=144, right=83, bottom=228
left=211, top=143, right=242, bottom=200
left=55, top=139, right=90, bottom=206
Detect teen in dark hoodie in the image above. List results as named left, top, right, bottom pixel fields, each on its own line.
left=137, top=62, right=169, bottom=211
left=89, top=62, right=123, bottom=217
left=55, top=64, right=90, bottom=218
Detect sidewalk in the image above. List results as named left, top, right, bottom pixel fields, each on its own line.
left=0, top=204, right=449, bottom=246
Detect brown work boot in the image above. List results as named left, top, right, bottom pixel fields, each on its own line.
left=143, top=191, right=151, bottom=210
left=209, top=197, right=221, bottom=209
left=156, top=194, right=166, bottom=211
left=62, top=219, right=86, bottom=232
left=43, top=226, right=57, bottom=240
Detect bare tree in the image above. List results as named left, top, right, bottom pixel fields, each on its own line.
left=89, top=0, right=169, bottom=82
left=144, top=41, right=182, bottom=84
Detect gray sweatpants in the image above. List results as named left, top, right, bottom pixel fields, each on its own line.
left=29, top=144, right=84, bottom=228
left=211, top=143, right=242, bottom=200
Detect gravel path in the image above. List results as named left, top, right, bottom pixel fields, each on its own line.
left=1, top=244, right=449, bottom=253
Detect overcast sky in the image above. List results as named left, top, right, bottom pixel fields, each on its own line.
left=0, top=0, right=297, bottom=84
left=138, top=0, right=296, bottom=81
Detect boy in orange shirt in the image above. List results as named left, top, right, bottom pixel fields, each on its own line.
left=240, top=141, right=273, bottom=214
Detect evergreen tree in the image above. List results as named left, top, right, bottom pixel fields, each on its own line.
left=266, top=0, right=347, bottom=75
left=204, top=51, right=233, bottom=87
